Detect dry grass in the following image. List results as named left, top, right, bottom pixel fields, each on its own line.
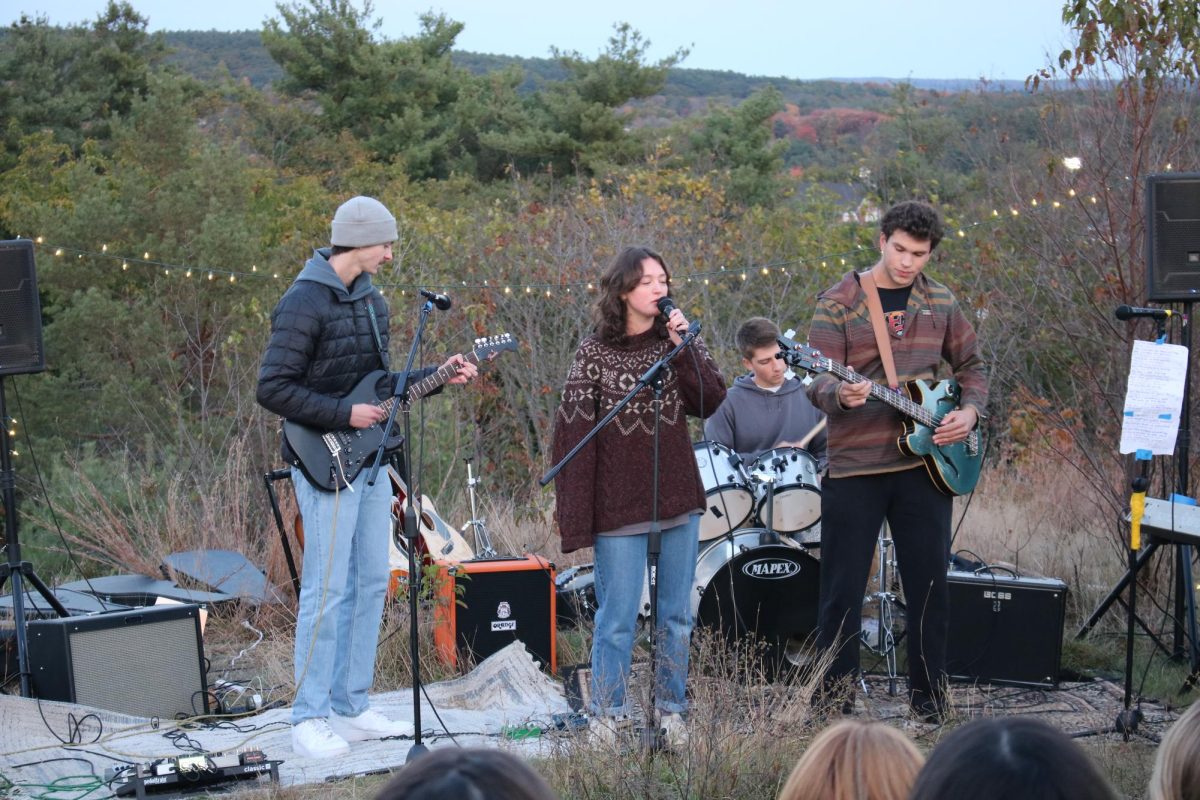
left=25, top=446, right=1190, bottom=799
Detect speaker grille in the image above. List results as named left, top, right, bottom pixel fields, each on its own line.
left=1147, top=174, right=1200, bottom=302
left=28, top=604, right=209, bottom=719
left=0, top=239, right=45, bottom=376
left=70, top=615, right=205, bottom=719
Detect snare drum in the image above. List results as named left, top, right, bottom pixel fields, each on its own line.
left=692, top=529, right=822, bottom=674
left=693, top=440, right=755, bottom=541
left=748, top=447, right=821, bottom=533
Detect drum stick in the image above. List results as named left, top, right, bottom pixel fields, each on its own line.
left=797, top=418, right=827, bottom=449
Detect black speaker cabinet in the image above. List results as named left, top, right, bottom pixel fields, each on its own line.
left=26, top=604, right=209, bottom=718
left=1147, top=173, right=1200, bottom=302
left=0, top=239, right=45, bottom=376
left=946, top=570, right=1066, bottom=688
left=433, top=555, right=556, bottom=673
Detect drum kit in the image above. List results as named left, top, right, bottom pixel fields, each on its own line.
left=558, top=439, right=839, bottom=677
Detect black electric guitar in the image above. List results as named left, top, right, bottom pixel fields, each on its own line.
left=285, top=333, right=518, bottom=491
left=776, top=336, right=983, bottom=496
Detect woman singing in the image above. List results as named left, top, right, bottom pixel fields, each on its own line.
left=551, top=245, right=726, bottom=747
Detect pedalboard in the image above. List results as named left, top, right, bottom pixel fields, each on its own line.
left=109, top=749, right=281, bottom=798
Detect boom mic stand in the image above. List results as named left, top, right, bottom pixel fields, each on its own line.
left=366, top=295, right=439, bottom=763
left=0, top=376, right=69, bottom=697
left=541, top=322, right=701, bottom=752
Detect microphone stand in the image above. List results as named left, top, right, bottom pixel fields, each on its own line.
left=366, top=298, right=435, bottom=763
left=541, top=322, right=701, bottom=752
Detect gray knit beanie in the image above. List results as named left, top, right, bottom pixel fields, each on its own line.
left=330, top=196, right=398, bottom=247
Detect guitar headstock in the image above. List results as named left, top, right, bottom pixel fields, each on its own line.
left=472, top=332, right=519, bottom=361
left=775, top=335, right=829, bottom=375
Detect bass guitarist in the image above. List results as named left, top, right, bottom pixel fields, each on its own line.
left=805, top=200, right=987, bottom=723
left=256, top=196, right=476, bottom=760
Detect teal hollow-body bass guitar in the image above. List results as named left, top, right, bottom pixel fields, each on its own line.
left=776, top=335, right=983, bottom=496
left=285, top=333, right=518, bottom=491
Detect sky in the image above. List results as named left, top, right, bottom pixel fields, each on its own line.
left=14, top=0, right=1074, bottom=82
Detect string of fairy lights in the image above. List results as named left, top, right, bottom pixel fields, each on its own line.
left=16, top=199, right=1093, bottom=297
left=0, top=186, right=1135, bottom=458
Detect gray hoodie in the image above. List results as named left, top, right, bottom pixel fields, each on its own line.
left=704, top=373, right=827, bottom=469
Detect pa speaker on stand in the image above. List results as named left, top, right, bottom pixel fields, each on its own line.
left=0, top=239, right=45, bottom=377
left=1147, top=173, right=1200, bottom=302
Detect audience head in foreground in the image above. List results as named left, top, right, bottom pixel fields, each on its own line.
left=375, top=747, right=558, bottom=800
left=777, top=719, right=924, bottom=800
left=909, top=716, right=1118, bottom=800
left=1149, top=701, right=1200, bottom=800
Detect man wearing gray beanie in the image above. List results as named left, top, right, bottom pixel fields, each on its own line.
left=257, top=195, right=478, bottom=760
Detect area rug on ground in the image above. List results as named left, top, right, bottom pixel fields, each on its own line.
left=0, top=642, right=570, bottom=792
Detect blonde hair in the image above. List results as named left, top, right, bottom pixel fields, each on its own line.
left=778, top=719, right=924, bottom=800
left=1150, top=702, right=1200, bottom=800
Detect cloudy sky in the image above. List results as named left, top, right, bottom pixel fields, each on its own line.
left=15, top=0, right=1074, bottom=82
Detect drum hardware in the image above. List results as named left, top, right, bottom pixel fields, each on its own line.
left=860, top=525, right=903, bottom=697
left=746, top=469, right=783, bottom=545
left=748, top=448, right=822, bottom=534
left=460, top=456, right=498, bottom=559
left=694, top=441, right=756, bottom=541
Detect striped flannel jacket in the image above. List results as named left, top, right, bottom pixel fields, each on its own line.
left=804, top=270, right=988, bottom=479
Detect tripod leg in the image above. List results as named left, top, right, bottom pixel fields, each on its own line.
left=1077, top=543, right=1158, bottom=638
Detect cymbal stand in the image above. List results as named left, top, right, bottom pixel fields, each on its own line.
left=860, top=524, right=901, bottom=697
left=460, top=457, right=497, bottom=559
left=751, top=470, right=781, bottom=545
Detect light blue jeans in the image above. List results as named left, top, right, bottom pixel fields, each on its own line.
left=290, top=467, right=393, bottom=723
left=589, top=516, right=700, bottom=717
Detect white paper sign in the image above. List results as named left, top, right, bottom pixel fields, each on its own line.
left=1119, top=339, right=1187, bottom=455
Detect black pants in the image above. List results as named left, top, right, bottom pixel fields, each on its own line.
left=816, top=467, right=951, bottom=700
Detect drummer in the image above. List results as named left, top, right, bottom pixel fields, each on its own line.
left=704, top=317, right=827, bottom=469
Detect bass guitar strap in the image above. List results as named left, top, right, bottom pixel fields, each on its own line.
left=859, top=270, right=900, bottom=390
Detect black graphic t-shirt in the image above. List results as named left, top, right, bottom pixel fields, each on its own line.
left=878, top=285, right=912, bottom=338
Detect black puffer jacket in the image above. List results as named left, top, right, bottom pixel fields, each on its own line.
left=256, top=248, right=434, bottom=454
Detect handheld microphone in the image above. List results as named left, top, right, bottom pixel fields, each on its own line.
left=419, top=289, right=452, bottom=310
left=1115, top=304, right=1171, bottom=321
left=656, top=296, right=701, bottom=336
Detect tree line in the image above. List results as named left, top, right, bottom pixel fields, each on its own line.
left=0, top=0, right=1196, bottom=578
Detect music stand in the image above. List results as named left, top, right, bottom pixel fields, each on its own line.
left=1077, top=305, right=1200, bottom=703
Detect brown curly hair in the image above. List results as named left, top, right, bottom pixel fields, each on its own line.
left=593, top=246, right=671, bottom=345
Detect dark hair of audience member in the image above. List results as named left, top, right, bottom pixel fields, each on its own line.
left=777, top=719, right=924, bottom=800
left=909, top=717, right=1118, bottom=800
left=375, top=747, right=558, bottom=800
left=1149, top=701, right=1200, bottom=800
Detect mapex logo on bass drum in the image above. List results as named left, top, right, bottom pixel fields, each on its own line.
left=741, top=557, right=801, bottom=580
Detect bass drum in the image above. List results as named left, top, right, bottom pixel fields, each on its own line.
left=692, top=530, right=822, bottom=678
left=749, top=447, right=821, bottom=533
left=693, top=441, right=755, bottom=541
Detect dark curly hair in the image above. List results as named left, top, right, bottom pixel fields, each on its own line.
left=880, top=201, right=944, bottom=251
left=593, top=246, right=671, bottom=345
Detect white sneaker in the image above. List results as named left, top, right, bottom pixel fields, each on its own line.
left=587, top=714, right=634, bottom=748
left=329, top=708, right=414, bottom=742
left=292, top=718, right=350, bottom=759
left=660, top=712, right=688, bottom=750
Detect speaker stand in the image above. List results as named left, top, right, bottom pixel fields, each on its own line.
left=0, top=376, right=69, bottom=697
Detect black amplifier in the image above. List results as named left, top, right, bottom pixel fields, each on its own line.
left=945, top=570, right=1067, bottom=689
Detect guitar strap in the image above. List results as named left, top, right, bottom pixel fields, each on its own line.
left=859, top=270, right=900, bottom=390
left=364, top=296, right=391, bottom=371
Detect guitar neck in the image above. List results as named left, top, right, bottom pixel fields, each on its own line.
left=377, top=352, right=482, bottom=416
left=824, top=361, right=937, bottom=427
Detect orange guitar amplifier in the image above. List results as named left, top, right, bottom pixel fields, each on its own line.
left=433, top=555, right=556, bottom=673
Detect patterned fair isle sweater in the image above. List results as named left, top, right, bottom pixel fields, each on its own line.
left=552, top=327, right=727, bottom=553
left=805, top=270, right=988, bottom=479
